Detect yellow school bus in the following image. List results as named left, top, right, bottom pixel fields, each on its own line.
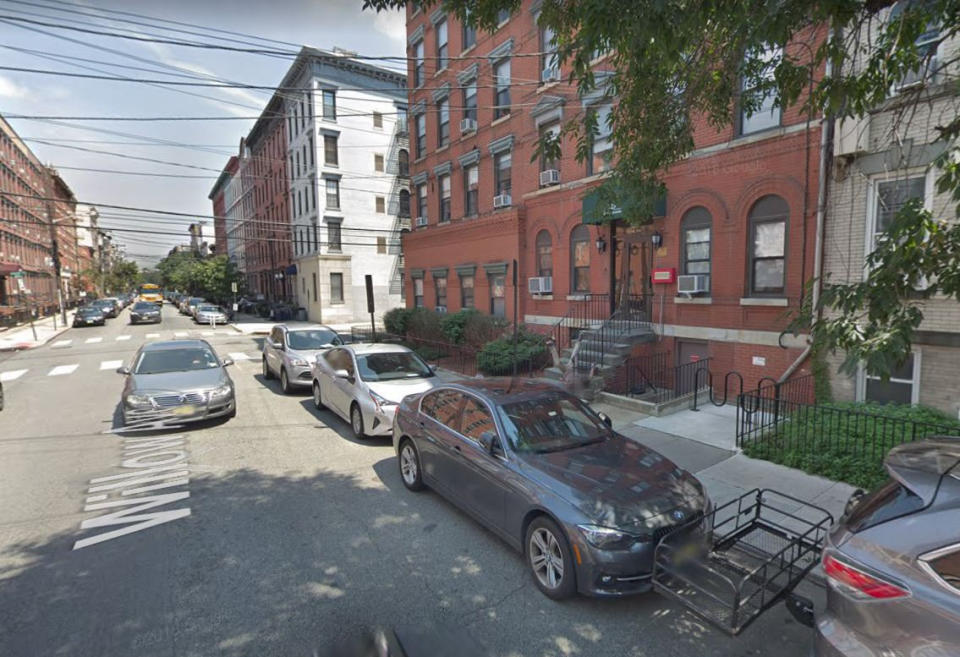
left=138, top=283, right=163, bottom=304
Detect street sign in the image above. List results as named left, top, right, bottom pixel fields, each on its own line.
left=16, top=277, right=25, bottom=291
left=11, top=271, right=24, bottom=279
left=231, top=281, right=238, bottom=293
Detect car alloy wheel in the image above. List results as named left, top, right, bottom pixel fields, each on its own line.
left=280, top=369, right=291, bottom=394
left=399, top=440, right=424, bottom=491
left=262, top=357, right=273, bottom=380
left=526, top=518, right=576, bottom=599
left=312, top=382, right=324, bottom=409
left=350, top=404, right=365, bottom=439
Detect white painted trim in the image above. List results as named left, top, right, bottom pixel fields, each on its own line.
left=675, top=296, right=712, bottom=304
left=857, top=347, right=922, bottom=404
left=739, top=297, right=788, bottom=307
left=864, top=167, right=934, bottom=281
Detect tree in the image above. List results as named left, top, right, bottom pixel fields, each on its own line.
left=153, top=251, right=244, bottom=303
left=104, top=260, right=140, bottom=295
left=363, top=0, right=960, bottom=377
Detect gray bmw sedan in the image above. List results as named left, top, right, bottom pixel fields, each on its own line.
left=392, top=378, right=710, bottom=599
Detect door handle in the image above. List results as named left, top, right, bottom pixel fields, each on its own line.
left=453, top=445, right=461, bottom=453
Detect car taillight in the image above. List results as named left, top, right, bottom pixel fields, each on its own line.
left=823, top=553, right=910, bottom=600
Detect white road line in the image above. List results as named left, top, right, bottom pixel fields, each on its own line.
left=174, top=331, right=188, bottom=337
left=201, top=331, right=214, bottom=337
left=100, top=360, right=123, bottom=371
left=228, top=352, right=252, bottom=361
left=146, top=332, right=159, bottom=338
left=116, top=335, right=132, bottom=341
left=0, top=369, right=28, bottom=382
left=85, top=337, right=103, bottom=344
left=48, top=364, right=79, bottom=377
left=52, top=339, right=72, bottom=348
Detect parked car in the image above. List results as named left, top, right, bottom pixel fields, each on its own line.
left=194, top=304, right=227, bottom=325
left=311, top=344, right=438, bottom=436
left=392, top=378, right=710, bottom=599
left=118, top=339, right=236, bottom=426
left=91, top=298, right=118, bottom=318
left=814, top=438, right=960, bottom=657
left=73, top=306, right=106, bottom=327
left=183, top=297, right=205, bottom=317
left=129, top=301, right=162, bottom=324
left=263, top=324, right=343, bottom=393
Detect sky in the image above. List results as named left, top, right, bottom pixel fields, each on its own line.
left=0, top=0, right=406, bottom=266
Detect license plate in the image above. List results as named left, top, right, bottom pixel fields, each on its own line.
left=86, top=320, right=95, bottom=324
left=172, top=405, right=198, bottom=416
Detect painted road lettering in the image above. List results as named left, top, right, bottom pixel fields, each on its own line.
left=73, top=435, right=191, bottom=550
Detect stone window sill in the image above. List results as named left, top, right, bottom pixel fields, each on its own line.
left=675, top=296, right=712, bottom=304
left=739, top=297, right=788, bottom=307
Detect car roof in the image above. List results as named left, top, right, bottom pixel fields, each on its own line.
left=140, top=339, right=212, bottom=352
left=434, top=377, right=566, bottom=404
left=345, top=342, right=413, bottom=355
left=279, top=324, right=337, bottom=332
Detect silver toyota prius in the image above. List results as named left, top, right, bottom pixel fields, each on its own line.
left=118, top=340, right=236, bottom=426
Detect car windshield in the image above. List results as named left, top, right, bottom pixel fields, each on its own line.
left=134, top=348, right=221, bottom=374
left=198, top=305, right=220, bottom=312
left=79, top=308, right=101, bottom=315
left=133, top=302, right=156, bottom=311
left=356, top=352, right=432, bottom=381
left=497, top=391, right=609, bottom=453
left=287, top=329, right=341, bottom=350
left=189, top=298, right=204, bottom=305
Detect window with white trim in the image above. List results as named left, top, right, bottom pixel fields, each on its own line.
left=413, top=40, right=425, bottom=87
left=493, top=58, right=511, bottom=119
left=739, top=44, right=782, bottom=135
left=435, top=19, right=448, bottom=69
left=587, top=104, right=613, bottom=175
left=861, top=351, right=920, bottom=405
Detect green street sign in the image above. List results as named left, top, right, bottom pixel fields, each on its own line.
left=10, top=271, right=25, bottom=279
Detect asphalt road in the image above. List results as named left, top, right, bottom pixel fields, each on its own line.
left=0, top=303, right=817, bottom=657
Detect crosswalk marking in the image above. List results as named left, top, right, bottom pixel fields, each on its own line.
left=174, top=331, right=188, bottom=337
left=48, top=364, right=79, bottom=377
left=201, top=331, right=214, bottom=336
left=85, top=337, right=103, bottom=344
left=116, top=335, right=132, bottom=341
left=100, top=360, right=123, bottom=371
left=146, top=333, right=159, bottom=338
left=0, top=369, right=27, bottom=382
left=52, top=339, right=72, bottom=348
left=229, top=352, right=253, bottom=361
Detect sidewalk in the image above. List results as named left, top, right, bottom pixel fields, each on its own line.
left=229, top=312, right=372, bottom=336
left=0, top=310, right=76, bottom=351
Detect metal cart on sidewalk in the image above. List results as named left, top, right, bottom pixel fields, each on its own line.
left=652, top=488, right=833, bottom=635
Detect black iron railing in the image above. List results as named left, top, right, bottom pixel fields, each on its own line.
left=549, top=293, right=610, bottom=355
left=573, top=294, right=654, bottom=373
left=610, top=353, right=711, bottom=404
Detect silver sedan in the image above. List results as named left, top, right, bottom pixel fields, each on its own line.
left=194, top=304, right=227, bottom=325
left=311, top=344, right=438, bottom=438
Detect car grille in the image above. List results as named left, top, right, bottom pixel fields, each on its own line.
left=152, top=392, right=206, bottom=407
left=651, top=510, right=705, bottom=544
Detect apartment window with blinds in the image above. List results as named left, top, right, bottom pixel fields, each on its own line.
left=413, top=40, right=425, bottom=87
left=325, top=179, right=340, bottom=210
left=462, top=19, right=476, bottom=50
left=324, top=135, right=338, bottom=166
left=330, top=273, right=344, bottom=304
left=414, top=278, right=424, bottom=307
left=539, top=23, right=559, bottom=79
left=681, top=206, right=712, bottom=291
left=435, top=275, right=447, bottom=308
left=460, top=274, right=474, bottom=308
left=322, top=89, right=337, bottom=120
left=415, top=113, right=427, bottom=158
left=464, top=163, right=478, bottom=217
left=493, top=58, right=511, bottom=119
left=490, top=274, right=505, bottom=317
left=435, top=19, right=448, bottom=69
left=327, top=220, right=342, bottom=252
left=416, top=183, right=427, bottom=221
left=463, top=81, right=477, bottom=122
left=494, top=151, right=511, bottom=198
left=536, top=230, right=552, bottom=277
left=587, top=104, right=613, bottom=175
left=439, top=174, right=451, bottom=223
left=748, top=195, right=788, bottom=295
left=437, top=97, right=450, bottom=147
left=539, top=121, right=560, bottom=174
left=738, top=44, right=782, bottom=135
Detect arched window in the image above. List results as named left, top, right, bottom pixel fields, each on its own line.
left=536, top=230, right=552, bottom=278
left=570, top=225, right=591, bottom=293
left=398, top=189, right=411, bottom=218
left=398, top=149, right=410, bottom=177
left=748, top=195, right=788, bottom=295
left=681, top=206, right=711, bottom=292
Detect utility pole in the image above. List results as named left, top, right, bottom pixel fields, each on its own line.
left=44, top=201, right=67, bottom=325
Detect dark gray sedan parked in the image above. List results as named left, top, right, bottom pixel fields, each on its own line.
left=392, top=378, right=710, bottom=599
left=118, top=340, right=236, bottom=426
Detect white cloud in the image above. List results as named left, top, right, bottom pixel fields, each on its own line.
left=372, top=9, right=406, bottom=48
left=0, top=75, right=29, bottom=100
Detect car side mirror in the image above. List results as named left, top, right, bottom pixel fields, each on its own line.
left=333, top=368, right=351, bottom=380
left=597, top=411, right=613, bottom=428
left=844, top=488, right=866, bottom=517
left=116, top=366, right=130, bottom=375
left=479, top=430, right=499, bottom=456
left=222, top=358, right=234, bottom=367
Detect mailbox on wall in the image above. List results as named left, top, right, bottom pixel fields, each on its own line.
left=651, top=267, right=676, bottom=285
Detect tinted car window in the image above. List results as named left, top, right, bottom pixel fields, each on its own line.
left=287, top=329, right=341, bottom=350
left=133, top=302, right=156, bottom=311
left=356, top=352, right=432, bottom=381
left=497, top=390, right=608, bottom=453
left=845, top=479, right=926, bottom=533
left=460, top=396, right=497, bottom=443
left=421, top=389, right=463, bottom=430
left=134, top=348, right=220, bottom=374
left=927, top=549, right=960, bottom=593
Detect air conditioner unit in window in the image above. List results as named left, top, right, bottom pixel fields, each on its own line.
left=460, top=118, right=477, bottom=133
left=415, top=215, right=428, bottom=227
left=541, top=67, right=560, bottom=83
left=677, top=274, right=709, bottom=295
left=493, top=194, right=512, bottom=208
left=528, top=276, right=553, bottom=295
left=539, top=169, right=560, bottom=186
left=435, top=305, right=447, bottom=314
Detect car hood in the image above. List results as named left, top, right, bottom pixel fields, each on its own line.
left=517, top=435, right=707, bottom=532
left=128, top=368, right=228, bottom=394
left=367, top=377, right=437, bottom=404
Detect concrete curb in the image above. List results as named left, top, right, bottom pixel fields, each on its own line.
left=0, top=317, right=74, bottom=352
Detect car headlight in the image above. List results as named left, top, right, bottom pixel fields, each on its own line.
left=369, top=389, right=396, bottom=411
left=290, top=358, right=309, bottom=367
left=577, top=524, right=640, bottom=550
left=125, top=394, right=152, bottom=408
left=209, top=384, right=232, bottom=398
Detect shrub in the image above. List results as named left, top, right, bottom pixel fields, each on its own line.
left=406, top=307, right=444, bottom=341
left=476, top=329, right=551, bottom=376
left=463, top=312, right=508, bottom=347
left=439, top=308, right=481, bottom=344
left=383, top=307, right=414, bottom=336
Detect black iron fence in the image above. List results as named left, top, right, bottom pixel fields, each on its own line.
left=608, top=353, right=711, bottom=405
left=550, top=293, right=611, bottom=354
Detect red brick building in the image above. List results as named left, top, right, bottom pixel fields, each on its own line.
left=46, top=168, right=81, bottom=307
left=209, top=156, right=236, bottom=258
left=402, top=3, right=824, bottom=390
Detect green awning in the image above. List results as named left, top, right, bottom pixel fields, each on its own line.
left=581, top=183, right=666, bottom=225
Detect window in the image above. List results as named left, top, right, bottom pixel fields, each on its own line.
left=399, top=189, right=411, bottom=217
left=330, top=273, right=344, bottom=304
left=322, top=89, right=337, bottom=120
left=312, top=220, right=318, bottom=250
left=295, top=151, right=301, bottom=177
left=377, top=236, right=387, bottom=253
left=414, top=277, right=424, bottom=307
left=439, top=174, right=451, bottom=222
left=464, top=163, right=478, bottom=216
left=681, top=206, right=712, bottom=291
left=421, top=389, right=462, bottom=429
left=587, top=104, right=613, bottom=175
left=539, top=121, right=560, bottom=173
left=748, top=195, right=788, bottom=295
left=540, top=23, right=558, bottom=78
left=415, top=113, right=427, bottom=158
left=490, top=274, right=505, bottom=317
left=863, top=352, right=919, bottom=405
left=494, top=151, right=511, bottom=198
left=460, top=395, right=496, bottom=442
left=437, top=97, right=450, bottom=147
left=376, top=196, right=386, bottom=213
left=416, top=183, right=428, bottom=220
left=308, top=135, right=314, bottom=168
left=375, top=154, right=385, bottom=172
left=398, top=149, right=409, bottom=176
left=462, top=81, right=477, bottom=122
left=870, top=176, right=926, bottom=253
left=460, top=274, right=474, bottom=308
left=493, top=58, right=511, bottom=119
left=373, top=111, right=383, bottom=128
left=891, top=3, right=940, bottom=89
left=462, top=18, right=476, bottom=50
left=496, top=8, right=510, bottom=24
left=434, top=275, right=448, bottom=308
left=323, top=135, right=338, bottom=165
left=435, top=19, right=448, bottom=69
left=327, top=220, right=342, bottom=252
left=325, top=178, right=340, bottom=209
left=413, top=40, right=425, bottom=87
left=739, top=44, right=782, bottom=135
left=536, top=230, right=552, bottom=278
left=397, top=107, right=408, bottom=134
left=570, top=225, right=591, bottom=293
left=312, top=272, right=318, bottom=302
